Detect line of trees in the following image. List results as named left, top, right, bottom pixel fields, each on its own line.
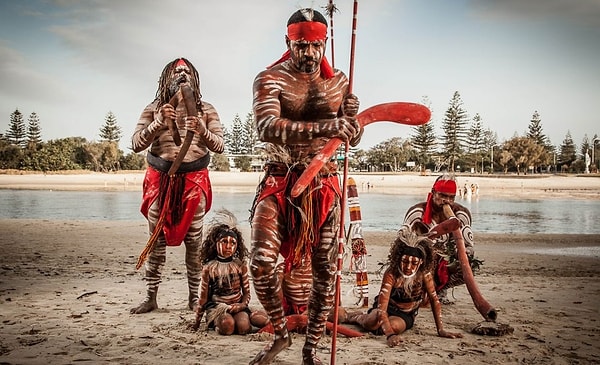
left=1, top=110, right=144, bottom=172
left=2, top=91, right=598, bottom=174
left=354, top=92, right=597, bottom=174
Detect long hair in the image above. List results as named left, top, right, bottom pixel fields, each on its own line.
left=199, top=209, right=247, bottom=264
left=155, top=57, right=202, bottom=109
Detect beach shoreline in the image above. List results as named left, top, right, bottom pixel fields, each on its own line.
left=1, top=170, right=599, bottom=364
left=1, top=170, right=599, bottom=199
left=0, top=220, right=598, bottom=364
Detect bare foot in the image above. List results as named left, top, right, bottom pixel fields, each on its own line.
left=249, top=336, right=292, bottom=365
left=130, top=299, right=157, bottom=314
left=302, top=348, right=323, bottom=365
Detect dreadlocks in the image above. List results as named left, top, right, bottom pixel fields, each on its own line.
left=155, top=57, right=203, bottom=109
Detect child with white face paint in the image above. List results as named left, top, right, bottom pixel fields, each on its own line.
left=190, top=210, right=268, bottom=335
left=343, top=227, right=463, bottom=347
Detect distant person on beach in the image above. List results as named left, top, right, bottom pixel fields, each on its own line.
left=130, top=57, right=224, bottom=314
left=343, top=227, right=463, bottom=346
left=248, top=7, right=362, bottom=365
left=190, top=210, right=268, bottom=335
left=402, top=174, right=482, bottom=304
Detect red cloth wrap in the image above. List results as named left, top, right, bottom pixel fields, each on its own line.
left=255, top=173, right=341, bottom=269
left=433, top=179, right=457, bottom=195
left=283, top=298, right=307, bottom=316
left=267, top=21, right=334, bottom=79
left=435, top=257, right=449, bottom=291
left=423, top=180, right=457, bottom=224
left=287, top=22, right=327, bottom=41
left=141, top=166, right=212, bottom=246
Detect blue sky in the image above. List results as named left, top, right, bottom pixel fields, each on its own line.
left=1, top=0, right=599, bottom=153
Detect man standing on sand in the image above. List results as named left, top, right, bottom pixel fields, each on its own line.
left=402, top=174, right=481, bottom=304
left=130, top=58, right=224, bottom=314
left=248, top=8, right=362, bottom=365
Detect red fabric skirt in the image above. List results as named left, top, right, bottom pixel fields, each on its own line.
left=141, top=166, right=212, bottom=246
left=255, top=172, right=341, bottom=269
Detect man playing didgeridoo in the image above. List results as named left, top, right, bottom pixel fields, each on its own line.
left=248, top=8, right=363, bottom=365
left=130, top=58, right=224, bottom=314
left=402, top=174, right=482, bottom=304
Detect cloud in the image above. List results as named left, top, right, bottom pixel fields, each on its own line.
left=0, top=42, right=74, bottom=104
left=469, top=0, right=600, bottom=27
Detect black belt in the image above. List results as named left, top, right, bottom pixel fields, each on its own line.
left=147, top=152, right=210, bottom=174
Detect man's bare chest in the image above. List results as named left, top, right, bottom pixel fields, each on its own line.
left=278, top=81, right=343, bottom=118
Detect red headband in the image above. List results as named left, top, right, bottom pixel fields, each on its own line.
left=267, top=21, right=333, bottom=79
left=176, top=59, right=186, bottom=67
left=287, top=21, right=327, bottom=41
left=423, top=179, right=457, bottom=224
left=433, top=179, right=457, bottom=194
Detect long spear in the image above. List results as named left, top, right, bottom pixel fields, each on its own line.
left=330, top=1, right=358, bottom=364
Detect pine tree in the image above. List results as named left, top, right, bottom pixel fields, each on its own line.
left=6, top=109, right=27, bottom=147
left=27, top=112, right=42, bottom=149
left=579, top=135, right=590, bottom=162
left=526, top=111, right=548, bottom=146
left=558, top=131, right=577, bottom=165
left=228, top=114, right=244, bottom=154
left=483, top=128, right=498, bottom=173
left=467, top=113, right=485, bottom=172
left=441, top=91, right=469, bottom=171
left=482, top=128, right=498, bottom=149
left=526, top=111, right=553, bottom=171
left=99, top=111, right=122, bottom=143
left=410, top=96, right=436, bottom=169
left=243, top=111, right=258, bottom=154
left=467, top=113, right=484, bottom=153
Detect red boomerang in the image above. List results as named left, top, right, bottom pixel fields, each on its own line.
left=290, top=102, right=431, bottom=198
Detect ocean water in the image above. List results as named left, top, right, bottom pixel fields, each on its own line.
left=1, top=189, right=599, bottom=235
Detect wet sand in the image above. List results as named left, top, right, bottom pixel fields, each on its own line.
left=0, top=171, right=599, bottom=364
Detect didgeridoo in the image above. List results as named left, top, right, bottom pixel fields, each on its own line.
left=167, top=84, right=197, bottom=176
left=442, top=204, right=497, bottom=321
left=167, top=92, right=182, bottom=146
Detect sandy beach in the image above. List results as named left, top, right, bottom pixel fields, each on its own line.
left=1, top=172, right=599, bottom=364
left=1, top=170, right=599, bottom=199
